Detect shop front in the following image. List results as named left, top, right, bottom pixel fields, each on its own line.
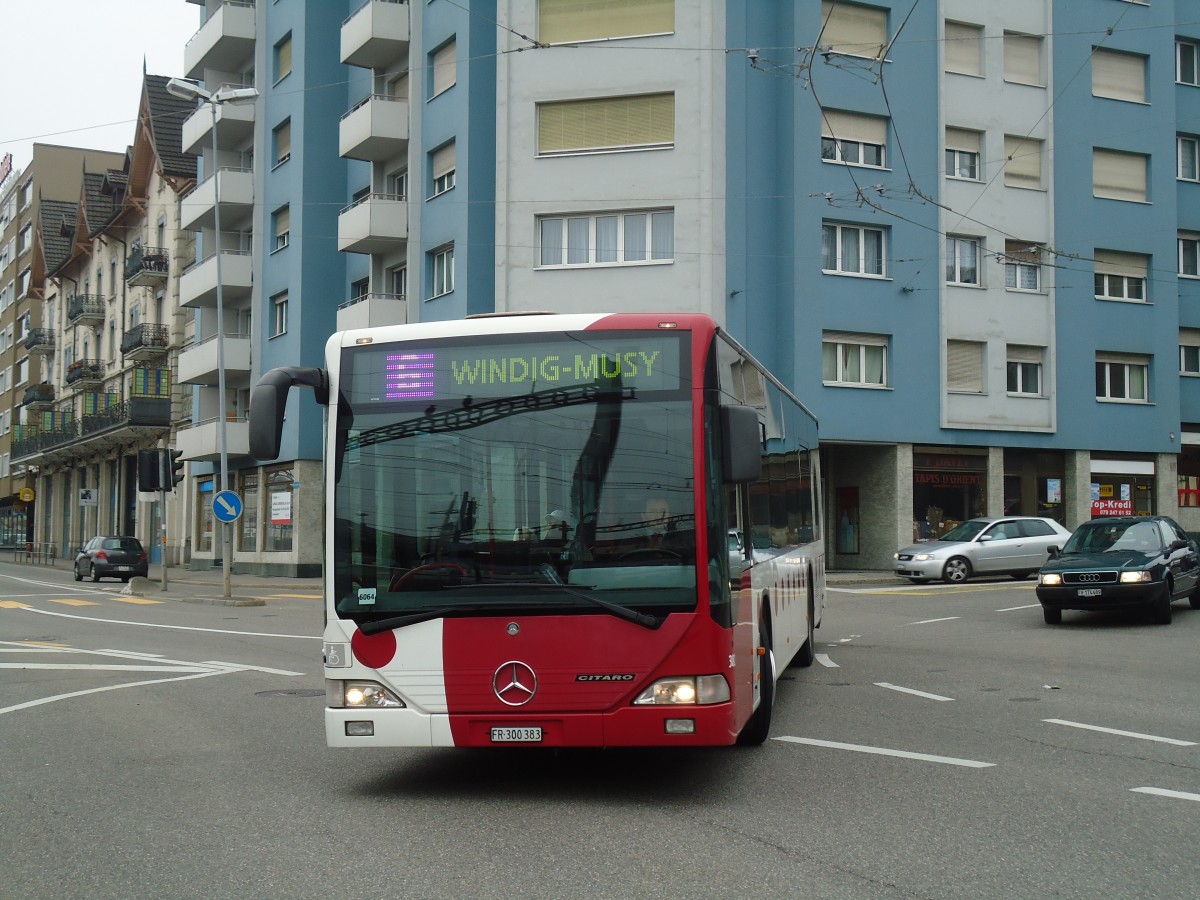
left=1090, top=455, right=1156, bottom=518
left=911, top=448, right=987, bottom=540
left=1003, top=448, right=1066, bottom=524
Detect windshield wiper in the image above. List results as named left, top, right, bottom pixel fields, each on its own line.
left=445, top=581, right=662, bottom=629
left=358, top=603, right=496, bottom=635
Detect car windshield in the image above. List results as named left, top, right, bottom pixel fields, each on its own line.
left=938, top=520, right=988, bottom=542
left=101, top=538, right=141, bottom=552
left=1062, top=521, right=1162, bottom=555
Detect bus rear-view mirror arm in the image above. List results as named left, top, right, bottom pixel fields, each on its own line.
left=249, top=366, right=329, bottom=460
left=721, top=404, right=762, bottom=483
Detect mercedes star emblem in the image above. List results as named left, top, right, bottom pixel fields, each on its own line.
left=493, top=661, right=537, bottom=706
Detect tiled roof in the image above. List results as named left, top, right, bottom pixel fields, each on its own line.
left=39, top=199, right=77, bottom=273
left=81, top=171, right=119, bottom=236
left=145, top=74, right=198, bottom=179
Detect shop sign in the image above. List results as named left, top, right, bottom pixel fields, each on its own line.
left=914, top=471, right=982, bottom=486
left=1092, top=499, right=1133, bottom=516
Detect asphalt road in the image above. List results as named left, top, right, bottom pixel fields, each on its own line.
left=1, top=561, right=1197, bottom=899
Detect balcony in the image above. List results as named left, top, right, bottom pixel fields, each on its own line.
left=184, top=1, right=256, bottom=80
left=124, top=246, right=170, bottom=286
left=338, top=193, right=408, bottom=254
left=120, top=323, right=171, bottom=361
left=179, top=168, right=254, bottom=232
left=11, top=397, right=171, bottom=465
left=21, top=383, right=55, bottom=411
left=176, top=415, right=250, bottom=462
left=67, top=294, right=106, bottom=327
left=179, top=250, right=253, bottom=309
left=181, top=95, right=255, bottom=155
left=340, top=94, right=409, bottom=161
left=177, top=332, right=252, bottom=386
left=64, top=360, right=105, bottom=388
left=25, top=328, right=56, bottom=356
left=337, top=292, right=406, bottom=331
left=342, top=0, right=410, bottom=69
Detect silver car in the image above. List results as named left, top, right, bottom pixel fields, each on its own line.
left=894, top=516, right=1072, bottom=584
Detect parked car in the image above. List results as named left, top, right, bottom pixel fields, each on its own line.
left=894, top=516, right=1072, bottom=584
left=1035, top=515, right=1200, bottom=625
left=74, top=536, right=148, bottom=583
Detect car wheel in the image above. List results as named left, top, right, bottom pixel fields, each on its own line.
left=90, top=564, right=102, bottom=583
left=1042, top=606, right=1062, bottom=625
left=1151, top=582, right=1172, bottom=625
left=73, top=563, right=83, bottom=583
left=942, top=557, right=971, bottom=583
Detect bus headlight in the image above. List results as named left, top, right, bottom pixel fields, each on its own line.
left=633, top=675, right=730, bottom=705
left=327, top=679, right=405, bottom=708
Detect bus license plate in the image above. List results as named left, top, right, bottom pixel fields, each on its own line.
left=490, top=727, right=542, bottom=743
left=1076, top=588, right=1102, bottom=597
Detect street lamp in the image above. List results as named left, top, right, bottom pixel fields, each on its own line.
left=167, top=77, right=259, bottom=599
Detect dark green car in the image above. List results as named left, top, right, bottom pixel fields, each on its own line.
left=1036, top=516, right=1200, bottom=625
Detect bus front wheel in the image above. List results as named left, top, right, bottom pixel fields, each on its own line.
left=737, top=612, right=775, bottom=746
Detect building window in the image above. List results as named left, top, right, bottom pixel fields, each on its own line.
left=1004, top=135, right=1043, bottom=189
left=539, top=0, right=673, bottom=43
left=1177, top=40, right=1199, bottom=86
left=272, top=206, right=290, bottom=252
left=947, top=340, right=984, bottom=393
left=1179, top=135, right=1199, bottom=181
left=265, top=466, right=294, bottom=552
left=389, top=168, right=408, bottom=200
left=274, top=33, right=293, bottom=83
left=820, top=110, right=886, bottom=168
left=273, top=119, right=291, bottom=167
left=1180, top=329, right=1200, bottom=375
left=1004, top=32, right=1042, bottom=85
left=1006, top=345, right=1043, bottom=395
left=271, top=292, right=288, bottom=337
left=431, top=245, right=454, bottom=298
left=1094, top=250, right=1149, bottom=301
left=1093, top=148, right=1148, bottom=202
left=822, top=222, right=885, bottom=276
left=538, top=210, right=674, bottom=267
left=431, top=39, right=456, bottom=98
left=1093, top=48, right=1147, bottom=102
left=1180, top=233, right=1200, bottom=277
left=945, top=21, right=983, bottom=76
left=1004, top=241, right=1042, bottom=291
left=946, top=236, right=980, bottom=285
left=240, top=473, right=258, bottom=553
left=390, top=265, right=407, bottom=299
left=822, top=331, right=888, bottom=387
left=18, top=223, right=32, bottom=256
left=431, top=142, right=456, bottom=197
left=945, top=128, right=981, bottom=180
left=537, top=93, right=674, bottom=156
left=821, top=1, right=888, bottom=59
left=1096, top=354, right=1149, bottom=402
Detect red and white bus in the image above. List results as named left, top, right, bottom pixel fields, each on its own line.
left=250, top=313, right=824, bottom=747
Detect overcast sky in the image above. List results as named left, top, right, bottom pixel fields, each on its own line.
left=1, top=1, right=202, bottom=177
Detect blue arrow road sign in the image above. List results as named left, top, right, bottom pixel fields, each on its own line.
left=212, top=490, right=244, bottom=523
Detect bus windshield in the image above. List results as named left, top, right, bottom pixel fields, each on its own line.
left=332, top=330, right=698, bottom=623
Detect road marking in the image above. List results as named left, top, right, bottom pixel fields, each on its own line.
left=47, top=598, right=100, bottom=607
left=0, top=663, right=216, bottom=672
left=908, top=616, right=960, bottom=625
left=114, top=597, right=163, bottom=605
left=13, top=605, right=319, bottom=640
left=201, top=660, right=306, bottom=676
left=774, top=736, right=994, bottom=768
left=1131, top=787, right=1200, bottom=803
left=0, top=600, right=29, bottom=608
left=815, top=653, right=839, bottom=668
left=269, top=593, right=322, bottom=599
left=0, top=670, right=226, bottom=717
left=997, top=603, right=1040, bottom=611
left=1043, top=719, right=1197, bottom=746
left=876, top=682, right=954, bottom=702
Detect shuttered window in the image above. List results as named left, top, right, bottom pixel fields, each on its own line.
left=1004, top=32, right=1042, bottom=85
left=1096, top=353, right=1149, bottom=402
left=821, top=2, right=888, bottom=59
left=946, top=128, right=982, bottom=179
left=537, top=93, right=674, bottom=155
left=1094, top=250, right=1149, bottom=301
left=1004, top=136, right=1043, bottom=189
left=1007, top=345, right=1043, bottom=395
left=431, top=142, right=456, bottom=195
left=1180, top=328, right=1200, bottom=374
left=947, top=340, right=984, bottom=393
left=273, top=120, right=291, bottom=166
left=1093, top=48, right=1147, bottom=102
left=275, top=34, right=292, bottom=82
left=1004, top=240, right=1042, bottom=291
left=1093, top=149, right=1148, bottom=202
left=821, top=110, right=887, bottom=167
left=539, top=0, right=673, bottom=44
left=945, top=21, right=982, bottom=75
left=273, top=206, right=290, bottom=251
left=432, top=40, right=457, bottom=97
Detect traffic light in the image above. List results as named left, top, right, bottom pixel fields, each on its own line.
left=137, top=449, right=162, bottom=492
left=158, top=449, right=185, bottom=491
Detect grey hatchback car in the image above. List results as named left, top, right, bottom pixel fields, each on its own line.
left=894, top=516, right=1072, bottom=584
left=74, top=536, right=148, bottom=582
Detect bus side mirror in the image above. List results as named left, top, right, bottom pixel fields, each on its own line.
left=249, top=366, right=329, bottom=460
left=721, top=405, right=762, bottom=483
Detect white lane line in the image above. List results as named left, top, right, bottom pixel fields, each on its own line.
left=774, top=736, right=994, bottom=768
left=1043, top=718, right=1197, bottom=747
left=997, top=603, right=1040, bottom=612
left=201, top=660, right=306, bottom=676
left=876, top=682, right=954, bottom=702
left=0, top=663, right=214, bottom=673
left=908, top=616, right=960, bottom=625
left=815, top=653, right=839, bottom=668
left=15, top=605, right=319, bottom=640
left=1131, top=787, right=1200, bottom=803
left=0, top=670, right=226, bottom=717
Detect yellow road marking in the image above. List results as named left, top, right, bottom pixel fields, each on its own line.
left=19, top=640, right=70, bottom=647
left=269, top=593, right=322, bottom=599
left=0, top=601, right=29, bottom=609
left=115, top=597, right=163, bottom=605
left=47, top=598, right=101, bottom=607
